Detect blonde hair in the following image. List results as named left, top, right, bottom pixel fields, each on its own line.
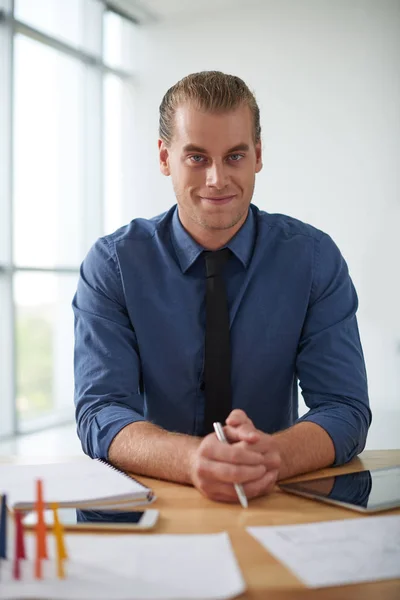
left=159, top=71, right=261, bottom=146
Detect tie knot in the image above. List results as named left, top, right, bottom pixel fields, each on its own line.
left=204, top=248, right=231, bottom=278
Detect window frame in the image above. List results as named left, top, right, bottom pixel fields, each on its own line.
left=0, top=0, right=137, bottom=437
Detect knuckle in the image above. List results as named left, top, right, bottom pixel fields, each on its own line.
left=265, top=453, right=281, bottom=469
left=201, top=434, right=214, bottom=450
left=196, top=460, right=209, bottom=478
left=198, top=435, right=216, bottom=458
left=230, top=447, right=243, bottom=464
left=196, top=444, right=207, bottom=459
left=271, top=452, right=282, bottom=468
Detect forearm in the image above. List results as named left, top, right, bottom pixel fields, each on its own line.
left=273, top=421, right=335, bottom=480
left=108, top=421, right=201, bottom=485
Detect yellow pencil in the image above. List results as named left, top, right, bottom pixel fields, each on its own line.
left=34, top=479, right=47, bottom=579
left=51, top=503, right=67, bottom=579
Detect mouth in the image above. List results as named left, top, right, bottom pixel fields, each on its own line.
left=199, top=195, right=236, bottom=205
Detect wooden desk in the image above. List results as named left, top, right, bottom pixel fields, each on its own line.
left=141, top=450, right=400, bottom=600
left=3, top=450, right=400, bottom=599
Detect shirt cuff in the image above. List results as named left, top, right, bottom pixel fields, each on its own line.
left=86, top=405, right=147, bottom=460
left=296, top=407, right=368, bottom=466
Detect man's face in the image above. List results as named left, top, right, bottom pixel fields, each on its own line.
left=159, top=103, right=262, bottom=236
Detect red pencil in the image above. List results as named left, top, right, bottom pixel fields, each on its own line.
left=13, top=513, right=21, bottom=579
left=15, top=511, right=26, bottom=559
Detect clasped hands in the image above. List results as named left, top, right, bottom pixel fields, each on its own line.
left=190, top=409, right=281, bottom=503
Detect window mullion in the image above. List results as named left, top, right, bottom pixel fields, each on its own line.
left=0, top=0, right=16, bottom=438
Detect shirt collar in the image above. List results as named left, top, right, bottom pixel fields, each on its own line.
left=171, top=205, right=256, bottom=274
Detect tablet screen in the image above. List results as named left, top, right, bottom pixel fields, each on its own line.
left=280, top=466, right=400, bottom=512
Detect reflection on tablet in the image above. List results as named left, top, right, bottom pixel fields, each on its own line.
left=280, top=466, right=400, bottom=513
left=76, top=509, right=144, bottom=524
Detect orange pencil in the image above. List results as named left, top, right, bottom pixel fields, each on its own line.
left=51, top=502, right=67, bottom=579
left=34, top=479, right=48, bottom=579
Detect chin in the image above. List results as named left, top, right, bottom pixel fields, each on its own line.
left=201, top=213, right=244, bottom=231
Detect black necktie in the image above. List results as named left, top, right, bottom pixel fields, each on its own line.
left=202, top=248, right=232, bottom=435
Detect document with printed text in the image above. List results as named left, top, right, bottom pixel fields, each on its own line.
left=248, top=515, right=400, bottom=588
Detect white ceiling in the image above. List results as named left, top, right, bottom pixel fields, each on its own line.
left=108, top=0, right=248, bottom=22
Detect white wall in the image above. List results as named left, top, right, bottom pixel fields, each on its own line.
left=129, top=0, right=400, bottom=448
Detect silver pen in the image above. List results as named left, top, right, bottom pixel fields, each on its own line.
left=213, top=422, right=248, bottom=509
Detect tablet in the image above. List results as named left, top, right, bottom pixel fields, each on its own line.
left=279, top=466, right=400, bottom=513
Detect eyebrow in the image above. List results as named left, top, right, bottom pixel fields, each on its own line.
left=182, top=143, right=250, bottom=154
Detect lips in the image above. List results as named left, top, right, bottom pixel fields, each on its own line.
left=200, top=195, right=236, bottom=204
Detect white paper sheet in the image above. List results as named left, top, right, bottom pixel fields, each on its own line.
left=248, top=515, right=400, bottom=588
left=0, top=532, right=245, bottom=600
left=0, top=458, right=151, bottom=508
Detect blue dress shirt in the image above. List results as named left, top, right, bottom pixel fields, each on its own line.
left=73, top=204, right=371, bottom=465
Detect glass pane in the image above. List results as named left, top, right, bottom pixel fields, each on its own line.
left=14, top=272, right=78, bottom=427
left=14, top=0, right=102, bottom=55
left=103, top=10, right=136, bottom=72
left=0, top=0, right=12, bottom=266
left=13, top=35, right=85, bottom=268
left=0, top=275, right=14, bottom=438
left=104, top=73, right=124, bottom=234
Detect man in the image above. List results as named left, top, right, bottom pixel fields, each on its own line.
left=73, top=71, right=371, bottom=504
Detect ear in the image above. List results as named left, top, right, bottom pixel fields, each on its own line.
left=255, top=141, right=263, bottom=174
left=158, top=139, right=171, bottom=176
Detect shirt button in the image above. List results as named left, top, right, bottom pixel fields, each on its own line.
left=200, top=381, right=205, bottom=392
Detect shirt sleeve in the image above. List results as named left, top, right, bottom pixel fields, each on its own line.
left=72, top=237, right=146, bottom=460
left=296, top=232, right=372, bottom=466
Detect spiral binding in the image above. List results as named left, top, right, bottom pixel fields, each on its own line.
left=96, top=458, right=154, bottom=501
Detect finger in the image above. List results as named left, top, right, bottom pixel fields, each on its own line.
left=224, top=424, right=260, bottom=444
left=198, top=469, right=279, bottom=504
left=263, top=451, right=281, bottom=473
left=243, top=469, right=279, bottom=499
left=225, top=426, right=280, bottom=457
left=225, top=409, right=253, bottom=427
left=206, top=438, right=265, bottom=466
left=197, top=457, right=266, bottom=485
left=196, top=478, right=248, bottom=504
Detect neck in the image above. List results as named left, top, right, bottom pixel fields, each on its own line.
left=178, top=209, right=248, bottom=251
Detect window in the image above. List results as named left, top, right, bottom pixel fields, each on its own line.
left=14, top=0, right=102, bottom=55
left=13, top=35, right=85, bottom=268
left=15, top=272, right=78, bottom=430
left=103, top=9, right=136, bottom=71
left=103, top=72, right=135, bottom=235
left=0, top=0, right=137, bottom=436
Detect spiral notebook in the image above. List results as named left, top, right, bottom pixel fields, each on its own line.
left=0, top=458, right=154, bottom=510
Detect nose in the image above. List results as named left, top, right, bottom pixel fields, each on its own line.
left=206, top=160, right=229, bottom=190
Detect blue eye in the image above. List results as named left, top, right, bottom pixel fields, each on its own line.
left=229, top=154, right=244, bottom=162
left=190, top=155, right=205, bottom=163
